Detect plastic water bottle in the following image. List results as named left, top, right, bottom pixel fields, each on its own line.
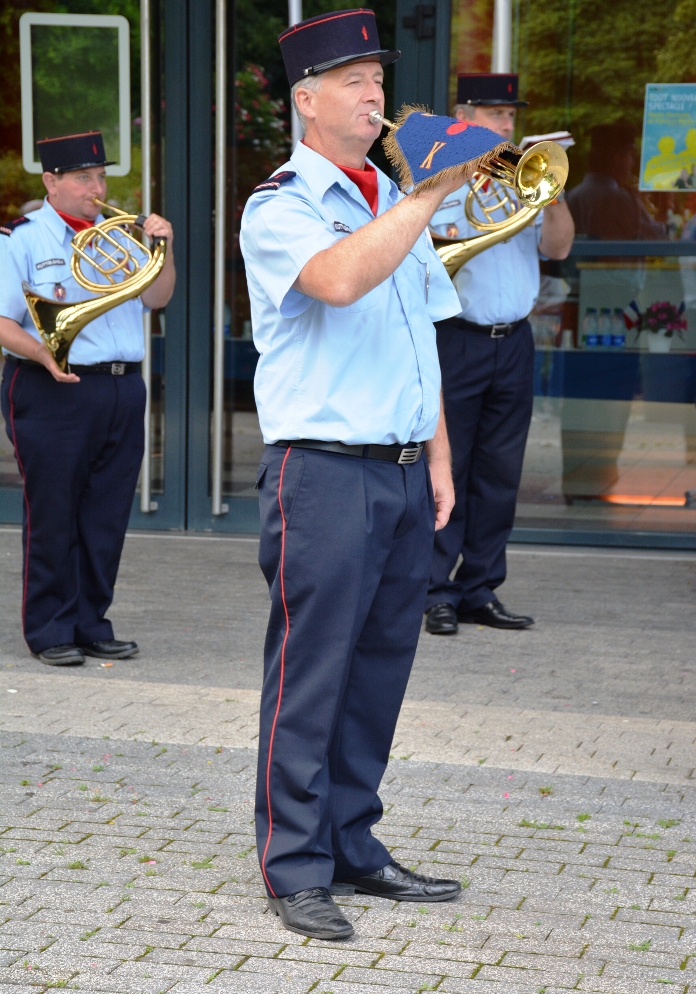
left=611, top=308, right=626, bottom=348
left=582, top=308, right=598, bottom=348
left=598, top=308, right=612, bottom=347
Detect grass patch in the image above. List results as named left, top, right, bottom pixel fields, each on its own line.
left=191, top=855, right=216, bottom=870
left=628, top=939, right=651, bottom=952
left=538, top=786, right=553, bottom=796
left=67, top=860, right=88, bottom=870
left=518, top=818, right=565, bottom=831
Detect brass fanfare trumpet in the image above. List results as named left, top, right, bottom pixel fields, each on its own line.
left=368, top=111, right=569, bottom=276
left=22, top=198, right=167, bottom=370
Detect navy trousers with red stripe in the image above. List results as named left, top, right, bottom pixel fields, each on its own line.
left=255, top=444, right=434, bottom=898
left=0, top=359, right=145, bottom=654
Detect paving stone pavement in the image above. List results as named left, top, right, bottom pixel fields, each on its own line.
left=1, top=528, right=696, bottom=992
left=2, top=732, right=696, bottom=994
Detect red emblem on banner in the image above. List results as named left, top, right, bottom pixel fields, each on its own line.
left=446, top=122, right=470, bottom=135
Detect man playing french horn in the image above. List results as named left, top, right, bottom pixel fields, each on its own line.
left=0, top=131, right=174, bottom=666
left=425, top=74, right=575, bottom=635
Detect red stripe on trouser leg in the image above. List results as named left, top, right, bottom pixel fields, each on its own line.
left=260, top=446, right=292, bottom=898
left=7, top=366, right=32, bottom=642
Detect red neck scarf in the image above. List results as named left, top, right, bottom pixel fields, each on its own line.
left=55, top=209, right=95, bottom=232
left=301, top=142, right=379, bottom=215
left=336, top=161, right=379, bottom=215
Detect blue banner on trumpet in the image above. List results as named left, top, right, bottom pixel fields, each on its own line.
left=381, top=107, right=515, bottom=192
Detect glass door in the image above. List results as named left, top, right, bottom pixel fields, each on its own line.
left=448, top=0, right=696, bottom=548
left=0, top=0, right=189, bottom=531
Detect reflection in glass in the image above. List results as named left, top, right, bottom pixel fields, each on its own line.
left=30, top=25, right=121, bottom=163
left=448, top=0, right=696, bottom=536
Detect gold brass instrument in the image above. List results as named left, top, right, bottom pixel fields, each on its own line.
left=432, top=142, right=569, bottom=275
left=22, top=198, right=167, bottom=370
left=368, top=111, right=569, bottom=277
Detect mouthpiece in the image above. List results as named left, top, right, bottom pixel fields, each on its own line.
left=368, top=111, right=394, bottom=128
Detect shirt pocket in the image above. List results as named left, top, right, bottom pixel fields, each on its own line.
left=405, top=242, right=431, bottom=300
left=347, top=281, right=386, bottom=313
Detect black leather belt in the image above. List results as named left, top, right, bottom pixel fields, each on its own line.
left=274, top=439, right=424, bottom=464
left=69, top=362, right=140, bottom=375
left=446, top=315, right=528, bottom=338
left=7, top=357, right=139, bottom=375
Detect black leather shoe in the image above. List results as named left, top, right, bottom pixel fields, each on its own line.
left=458, top=600, right=533, bottom=630
left=79, top=639, right=139, bottom=660
left=268, top=887, right=354, bottom=940
left=425, top=602, right=458, bottom=635
left=32, top=643, right=85, bottom=666
left=347, top=860, right=461, bottom=902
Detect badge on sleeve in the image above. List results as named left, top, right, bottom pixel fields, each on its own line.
left=252, top=170, right=296, bottom=194
left=333, top=221, right=352, bottom=233
left=0, top=216, right=30, bottom=236
left=53, top=283, right=66, bottom=301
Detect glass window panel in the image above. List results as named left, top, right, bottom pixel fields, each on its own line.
left=19, top=14, right=131, bottom=175
left=1, top=3, right=168, bottom=504
left=221, top=0, right=396, bottom=500
left=448, top=0, right=696, bottom=537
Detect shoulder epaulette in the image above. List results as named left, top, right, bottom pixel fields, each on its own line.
left=0, top=216, right=30, bottom=237
left=252, top=171, right=296, bottom=194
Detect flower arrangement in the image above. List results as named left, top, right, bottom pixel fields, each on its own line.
left=641, top=300, right=687, bottom=338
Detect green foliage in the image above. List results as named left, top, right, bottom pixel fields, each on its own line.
left=512, top=0, right=694, bottom=184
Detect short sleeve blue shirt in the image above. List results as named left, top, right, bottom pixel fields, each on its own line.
left=240, top=142, right=461, bottom=446
left=429, top=181, right=544, bottom=325
left=0, top=199, right=147, bottom=364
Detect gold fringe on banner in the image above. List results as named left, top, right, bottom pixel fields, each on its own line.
left=381, top=104, right=518, bottom=194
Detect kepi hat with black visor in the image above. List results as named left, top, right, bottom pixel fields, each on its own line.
left=456, top=73, right=528, bottom=107
left=37, top=131, right=116, bottom=174
left=279, top=8, right=400, bottom=88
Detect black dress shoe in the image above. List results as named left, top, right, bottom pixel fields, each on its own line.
left=425, top=602, right=458, bottom=635
left=79, top=639, right=139, bottom=660
left=458, top=600, right=533, bottom=630
left=268, top=887, right=354, bottom=940
left=347, top=860, right=461, bottom=902
left=32, top=643, right=85, bottom=666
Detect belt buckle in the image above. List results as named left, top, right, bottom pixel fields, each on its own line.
left=111, top=362, right=126, bottom=376
left=490, top=323, right=509, bottom=339
left=398, top=443, right=423, bottom=465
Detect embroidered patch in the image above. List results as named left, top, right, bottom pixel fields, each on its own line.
left=252, top=170, right=296, bottom=193
left=53, top=283, right=66, bottom=301
left=436, top=199, right=461, bottom=211
left=333, top=221, right=353, bottom=233
left=0, top=216, right=30, bottom=237
left=37, top=258, right=66, bottom=270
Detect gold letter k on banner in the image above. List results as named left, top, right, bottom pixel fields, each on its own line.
left=419, top=141, right=447, bottom=170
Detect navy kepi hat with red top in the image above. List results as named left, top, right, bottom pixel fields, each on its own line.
left=37, top=131, right=115, bottom=174
left=279, top=8, right=399, bottom=88
left=457, top=73, right=528, bottom=107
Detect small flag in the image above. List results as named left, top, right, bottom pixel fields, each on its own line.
left=622, top=300, right=641, bottom=330
left=382, top=105, right=516, bottom=193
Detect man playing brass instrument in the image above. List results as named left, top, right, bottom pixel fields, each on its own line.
left=425, top=74, right=575, bottom=635
left=0, top=131, right=175, bottom=666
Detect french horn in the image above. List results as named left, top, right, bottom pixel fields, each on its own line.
left=23, top=198, right=167, bottom=370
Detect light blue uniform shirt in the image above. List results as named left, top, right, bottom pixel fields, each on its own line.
left=0, top=198, right=147, bottom=364
left=240, top=142, right=460, bottom=446
left=429, top=181, right=544, bottom=325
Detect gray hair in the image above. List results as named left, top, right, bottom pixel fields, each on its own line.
left=451, top=103, right=476, bottom=119
left=291, top=74, right=323, bottom=133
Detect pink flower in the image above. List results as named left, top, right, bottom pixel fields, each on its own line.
left=503, top=792, right=510, bottom=798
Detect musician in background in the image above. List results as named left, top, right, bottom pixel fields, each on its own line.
left=0, top=131, right=174, bottom=666
left=425, top=73, right=574, bottom=635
